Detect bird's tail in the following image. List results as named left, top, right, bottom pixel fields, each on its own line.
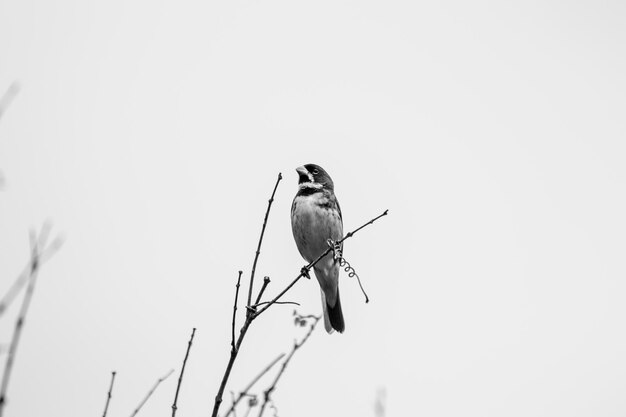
left=321, top=288, right=345, bottom=334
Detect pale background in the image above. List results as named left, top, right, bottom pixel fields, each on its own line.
left=1, top=1, right=626, bottom=416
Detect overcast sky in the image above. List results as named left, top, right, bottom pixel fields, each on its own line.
left=1, top=1, right=626, bottom=416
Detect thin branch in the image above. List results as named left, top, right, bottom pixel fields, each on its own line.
left=102, top=371, right=117, bottom=417
left=212, top=317, right=253, bottom=417
left=254, top=209, right=389, bottom=318
left=251, top=301, right=300, bottom=308
left=231, top=272, right=243, bottom=351
left=0, top=226, right=63, bottom=317
left=247, top=173, right=282, bottom=308
left=0, top=225, right=62, bottom=417
left=172, top=328, right=196, bottom=417
left=0, top=264, right=30, bottom=317
left=130, top=369, right=174, bottom=417
left=212, top=174, right=282, bottom=417
left=254, top=277, right=270, bottom=306
left=257, top=316, right=321, bottom=417
left=223, top=353, right=285, bottom=417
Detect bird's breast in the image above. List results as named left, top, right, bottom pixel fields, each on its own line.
left=291, top=193, right=343, bottom=263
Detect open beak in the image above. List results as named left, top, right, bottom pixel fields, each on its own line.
left=296, top=166, right=312, bottom=183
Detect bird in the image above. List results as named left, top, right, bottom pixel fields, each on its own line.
left=291, top=163, right=345, bottom=333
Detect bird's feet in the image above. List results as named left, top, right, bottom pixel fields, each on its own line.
left=301, top=266, right=311, bottom=279
left=327, top=239, right=342, bottom=261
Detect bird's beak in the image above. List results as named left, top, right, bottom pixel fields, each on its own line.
left=295, top=166, right=308, bottom=176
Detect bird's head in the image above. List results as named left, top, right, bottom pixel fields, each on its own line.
left=296, top=164, right=334, bottom=191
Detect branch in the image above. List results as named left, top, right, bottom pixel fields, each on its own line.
left=172, top=328, right=196, bottom=417
left=247, top=173, right=282, bottom=307
left=102, top=371, right=117, bottom=417
left=251, top=301, right=300, bottom=308
left=212, top=317, right=253, bottom=417
left=130, top=369, right=174, bottom=417
left=0, top=264, right=30, bottom=317
left=231, top=272, right=243, bottom=351
left=223, top=353, right=285, bottom=417
left=257, top=316, right=321, bottom=417
left=0, top=222, right=63, bottom=317
left=212, top=174, right=282, bottom=417
left=254, top=277, right=270, bottom=306
left=0, top=224, right=63, bottom=417
left=254, top=209, right=388, bottom=318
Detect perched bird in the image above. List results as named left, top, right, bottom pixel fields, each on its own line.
left=291, top=164, right=345, bottom=333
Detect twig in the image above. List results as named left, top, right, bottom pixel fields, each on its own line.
left=257, top=316, right=321, bottom=417
left=0, top=264, right=30, bottom=317
left=212, top=315, right=255, bottom=417
left=223, top=353, right=285, bottom=417
left=130, top=369, right=174, bottom=417
left=212, top=174, right=282, bottom=417
left=231, top=272, right=243, bottom=351
left=247, top=173, right=282, bottom=308
left=251, top=301, right=300, bottom=308
left=254, top=209, right=389, bottom=318
left=172, top=328, right=196, bottom=417
left=0, top=225, right=62, bottom=417
left=102, top=371, right=117, bottom=417
left=254, top=277, right=271, bottom=306
left=0, top=222, right=62, bottom=317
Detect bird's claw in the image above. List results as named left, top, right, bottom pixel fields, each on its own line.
left=301, top=266, right=311, bottom=279
left=327, top=239, right=342, bottom=261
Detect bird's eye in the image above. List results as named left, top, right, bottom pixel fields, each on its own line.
left=312, top=169, right=319, bottom=175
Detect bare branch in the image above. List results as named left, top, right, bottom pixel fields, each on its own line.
left=254, top=277, right=270, bottom=306
left=254, top=209, right=389, bottom=318
left=102, top=371, right=117, bottom=417
left=0, top=229, right=63, bottom=317
left=0, top=225, right=62, bottom=417
left=223, top=353, right=285, bottom=417
left=231, top=272, right=243, bottom=351
left=130, top=369, right=174, bottom=417
left=212, top=174, right=282, bottom=417
left=212, top=317, right=253, bottom=417
left=251, top=301, right=300, bottom=309
left=0, top=265, right=30, bottom=317
left=247, top=173, right=282, bottom=307
left=172, top=328, right=196, bottom=417
left=257, top=316, right=321, bottom=417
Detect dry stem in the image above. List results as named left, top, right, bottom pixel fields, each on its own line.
left=231, top=272, right=243, bottom=351
left=102, top=371, right=117, bottom=417
left=223, top=353, right=285, bottom=417
left=257, top=316, right=321, bottom=417
left=172, top=328, right=196, bottom=417
left=247, top=173, right=282, bottom=307
left=130, top=369, right=174, bottom=417
left=0, top=225, right=63, bottom=417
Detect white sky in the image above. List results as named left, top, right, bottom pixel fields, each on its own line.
left=1, top=1, right=626, bottom=416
